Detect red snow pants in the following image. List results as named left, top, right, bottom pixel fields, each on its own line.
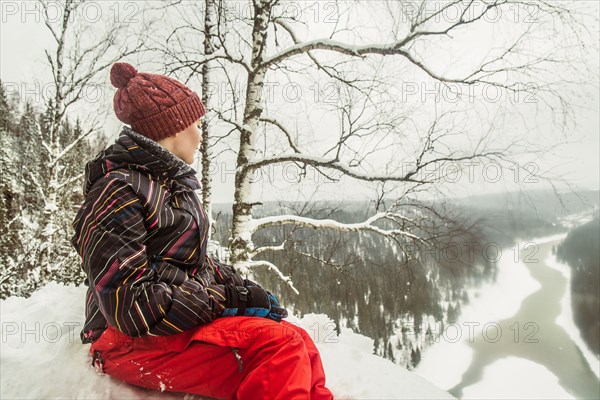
left=89, top=316, right=334, bottom=400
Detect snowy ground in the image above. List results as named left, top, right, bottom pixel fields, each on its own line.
left=0, top=282, right=454, bottom=400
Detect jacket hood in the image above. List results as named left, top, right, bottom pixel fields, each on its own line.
left=83, top=126, right=201, bottom=196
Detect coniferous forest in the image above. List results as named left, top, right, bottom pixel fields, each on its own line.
left=0, top=81, right=107, bottom=297
left=556, top=215, right=600, bottom=355
left=211, top=198, right=572, bottom=368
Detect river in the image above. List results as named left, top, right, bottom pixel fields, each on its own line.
left=415, top=234, right=600, bottom=399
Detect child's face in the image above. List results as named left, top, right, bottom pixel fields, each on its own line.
left=174, top=117, right=203, bottom=164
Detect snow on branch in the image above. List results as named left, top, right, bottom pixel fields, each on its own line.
left=238, top=259, right=299, bottom=294
left=248, top=211, right=425, bottom=244
left=250, top=240, right=287, bottom=258
left=23, top=167, right=47, bottom=203
left=48, top=126, right=95, bottom=168
left=56, top=173, right=84, bottom=191
left=272, top=17, right=365, bottom=90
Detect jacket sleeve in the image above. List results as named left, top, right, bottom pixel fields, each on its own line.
left=74, top=175, right=226, bottom=337
left=203, top=254, right=265, bottom=289
left=204, top=255, right=245, bottom=286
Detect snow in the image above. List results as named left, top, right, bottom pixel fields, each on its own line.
left=414, top=236, right=547, bottom=390
left=545, top=252, right=600, bottom=379
left=443, top=238, right=542, bottom=325
left=412, top=335, right=474, bottom=390
left=557, top=209, right=598, bottom=229
left=414, top=233, right=596, bottom=398
left=0, top=282, right=453, bottom=400
left=249, top=211, right=419, bottom=241
left=527, top=230, right=600, bottom=380
left=460, top=357, right=574, bottom=400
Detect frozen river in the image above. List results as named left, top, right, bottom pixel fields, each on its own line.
left=415, top=234, right=600, bottom=399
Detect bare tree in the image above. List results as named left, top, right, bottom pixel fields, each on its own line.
left=143, top=0, right=595, bottom=292
left=0, top=0, right=147, bottom=293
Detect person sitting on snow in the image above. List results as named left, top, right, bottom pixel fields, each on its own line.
left=70, top=62, right=334, bottom=400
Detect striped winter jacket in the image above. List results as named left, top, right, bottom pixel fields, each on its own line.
left=71, top=126, right=245, bottom=344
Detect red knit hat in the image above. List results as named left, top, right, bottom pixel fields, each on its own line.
left=110, top=62, right=206, bottom=141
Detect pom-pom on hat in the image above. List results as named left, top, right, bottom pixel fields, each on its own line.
left=110, top=62, right=206, bottom=141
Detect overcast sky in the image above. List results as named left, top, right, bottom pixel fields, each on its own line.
left=1, top=0, right=598, bottom=204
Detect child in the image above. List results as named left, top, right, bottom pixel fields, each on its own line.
left=70, top=62, right=334, bottom=400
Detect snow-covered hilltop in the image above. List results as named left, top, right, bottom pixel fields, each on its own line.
left=0, top=283, right=453, bottom=399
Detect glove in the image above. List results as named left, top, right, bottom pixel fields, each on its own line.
left=243, top=280, right=288, bottom=322
left=220, top=283, right=288, bottom=322
left=264, top=291, right=288, bottom=322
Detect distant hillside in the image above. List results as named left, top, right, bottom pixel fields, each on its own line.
left=212, top=189, right=597, bottom=247
left=446, top=189, right=599, bottom=219
left=208, top=190, right=585, bottom=368
left=556, top=214, right=600, bottom=355
left=213, top=189, right=600, bottom=221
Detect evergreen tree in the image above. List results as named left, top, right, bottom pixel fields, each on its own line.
left=557, top=216, right=600, bottom=355
left=0, top=82, right=105, bottom=298
left=387, top=342, right=395, bottom=363
left=0, top=80, right=13, bottom=132
left=373, top=337, right=380, bottom=355
left=15, top=101, right=43, bottom=210
left=411, top=344, right=421, bottom=367
left=0, top=83, right=19, bottom=287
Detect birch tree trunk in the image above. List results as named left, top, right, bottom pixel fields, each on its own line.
left=230, top=0, right=272, bottom=272
left=200, top=0, right=219, bottom=225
